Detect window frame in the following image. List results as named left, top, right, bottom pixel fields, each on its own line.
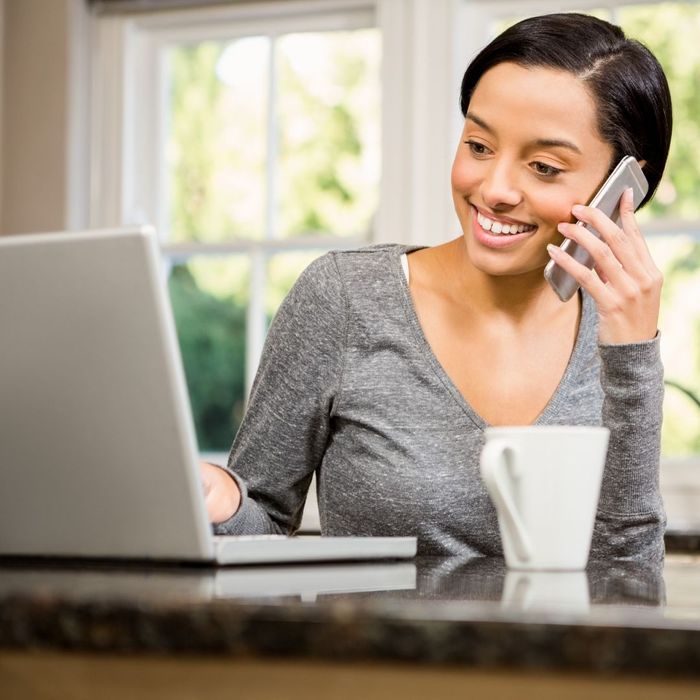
left=90, top=0, right=463, bottom=396
left=90, top=0, right=700, bottom=462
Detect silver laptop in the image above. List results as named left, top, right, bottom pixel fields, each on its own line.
left=0, top=227, right=416, bottom=565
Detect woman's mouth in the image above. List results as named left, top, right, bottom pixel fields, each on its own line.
left=476, top=210, right=537, bottom=235
left=471, top=207, right=538, bottom=249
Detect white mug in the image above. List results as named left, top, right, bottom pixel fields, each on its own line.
left=480, top=426, right=609, bottom=570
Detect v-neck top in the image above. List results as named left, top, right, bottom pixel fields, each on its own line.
left=396, top=251, right=597, bottom=429
left=217, top=244, right=666, bottom=561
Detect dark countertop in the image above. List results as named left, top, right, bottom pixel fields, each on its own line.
left=1, top=544, right=700, bottom=677
left=665, top=526, right=700, bottom=554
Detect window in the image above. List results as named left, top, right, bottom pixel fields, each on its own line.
left=458, top=0, right=700, bottom=458
left=92, top=0, right=459, bottom=457
left=92, top=2, right=382, bottom=452
left=92, top=1, right=697, bottom=461
left=163, top=22, right=380, bottom=451
left=615, top=2, right=700, bottom=457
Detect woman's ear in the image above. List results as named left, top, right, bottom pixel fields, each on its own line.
left=638, top=159, right=648, bottom=170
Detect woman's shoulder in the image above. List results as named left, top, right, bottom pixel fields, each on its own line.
left=295, top=243, right=419, bottom=291
left=328, top=242, right=423, bottom=279
left=272, top=244, right=419, bottom=339
left=327, top=242, right=418, bottom=263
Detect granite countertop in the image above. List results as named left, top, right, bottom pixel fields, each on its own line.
left=664, top=526, right=700, bottom=553
left=1, top=549, right=700, bottom=677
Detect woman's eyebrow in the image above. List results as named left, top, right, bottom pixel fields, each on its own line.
left=466, top=111, right=494, bottom=134
left=466, top=111, right=582, bottom=154
left=532, top=137, right=582, bottom=154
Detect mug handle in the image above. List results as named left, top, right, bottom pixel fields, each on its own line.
left=480, top=440, right=533, bottom=562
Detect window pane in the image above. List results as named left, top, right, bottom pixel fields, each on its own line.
left=166, top=38, right=269, bottom=243
left=619, top=3, right=700, bottom=222
left=277, top=29, right=381, bottom=239
left=265, top=250, right=327, bottom=328
left=648, top=235, right=700, bottom=456
left=168, top=256, right=250, bottom=451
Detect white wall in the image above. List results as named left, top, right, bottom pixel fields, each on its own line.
left=0, top=0, right=4, bottom=229
left=0, top=0, right=89, bottom=235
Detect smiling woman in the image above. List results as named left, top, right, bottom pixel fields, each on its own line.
left=453, top=63, right=614, bottom=271
left=200, top=13, right=673, bottom=561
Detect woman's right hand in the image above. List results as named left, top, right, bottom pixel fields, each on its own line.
left=199, top=461, right=241, bottom=523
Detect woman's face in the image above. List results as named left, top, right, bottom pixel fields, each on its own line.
left=452, top=61, right=614, bottom=278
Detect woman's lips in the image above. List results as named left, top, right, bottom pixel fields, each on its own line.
left=470, top=206, right=538, bottom=249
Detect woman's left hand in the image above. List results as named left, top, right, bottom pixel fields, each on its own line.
left=547, top=187, right=662, bottom=345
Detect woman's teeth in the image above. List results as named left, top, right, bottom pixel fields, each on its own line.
left=477, top=211, right=536, bottom=235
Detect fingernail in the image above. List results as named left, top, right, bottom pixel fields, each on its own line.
left=572, top=204, right=584, bottom=216
left=547, top=243, right=558, bottom=255
left=557, top=222, right=568, bottom=234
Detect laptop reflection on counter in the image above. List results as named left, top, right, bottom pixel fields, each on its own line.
left=0, top=562, right=417, bottom=602
left=0, top=227, right=416, bottom=566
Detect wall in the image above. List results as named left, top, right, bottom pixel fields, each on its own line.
left=0, top=1, right=3, bottom=228
left=0, top=0, right=89, bottom=235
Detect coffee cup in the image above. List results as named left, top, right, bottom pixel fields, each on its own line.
left=480, top=426, right=609, bottom=570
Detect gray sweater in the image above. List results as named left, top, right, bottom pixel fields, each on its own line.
left=215, top=244, right=666, bottom=561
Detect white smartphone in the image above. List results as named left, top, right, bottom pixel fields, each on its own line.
left=544, top=155, right=649, bottom=302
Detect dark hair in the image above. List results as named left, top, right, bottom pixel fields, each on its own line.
left=459, top=13, right=672, bottom=208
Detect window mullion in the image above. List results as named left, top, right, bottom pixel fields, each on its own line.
left=266, top=34, right=279, bottom=245
left=157, top=45, right=171, bottom=244
left=246, top=33, right=279, bottom=399
left=246, top=248, right=267, bottom=398
left=609, top=4, right=620, bottom=26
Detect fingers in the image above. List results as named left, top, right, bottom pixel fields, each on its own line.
left=546, top=240, right=610, bottom=302
left=548, top=189, right=663, bottom=343
left=564, top=189, right=661, bottom=293
left=594, top=262, right=609, bottom=285
left=617, top=186, right=655, bottom=262
left=200, top=463, right=241, bottom=523
left=570, top=192, right=648, bottom=278
left=199, top=461, right=216, bottom=496
left=555, top=220, right=634, bottom=295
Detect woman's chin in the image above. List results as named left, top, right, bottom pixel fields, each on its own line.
left=461, top=238, right=549, bottom=279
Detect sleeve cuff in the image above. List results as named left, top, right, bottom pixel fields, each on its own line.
left=211, top=467, right=250, bottom=535
left=598, top=331, right=662, bottom=388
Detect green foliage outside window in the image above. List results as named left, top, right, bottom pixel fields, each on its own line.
left=620, top=4, right=700, bottom=456
left=621, top=3, right=700, bottom=222
left=168, top=264, right=246, bottom=451
left=164, top=30, right=379, bottom=451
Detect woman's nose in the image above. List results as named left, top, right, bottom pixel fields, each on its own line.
left=481, top=162, right=522, bottom=209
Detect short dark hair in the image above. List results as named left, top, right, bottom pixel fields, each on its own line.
left=459, top=13, right=672, bottom=208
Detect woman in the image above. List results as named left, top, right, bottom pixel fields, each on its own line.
left=200, top=13, right=672, bottom=561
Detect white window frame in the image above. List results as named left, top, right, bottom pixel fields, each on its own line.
left=88, top=0, right=699, bottom=510
left=90, top=0, right=465, bottom=394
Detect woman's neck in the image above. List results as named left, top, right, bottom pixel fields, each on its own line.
left=434, top=237, right=574, bottom=325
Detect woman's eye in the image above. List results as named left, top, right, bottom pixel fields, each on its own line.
left=532, top=161, right=563, bottom=178
left=465, top=140, right=490, bottom=156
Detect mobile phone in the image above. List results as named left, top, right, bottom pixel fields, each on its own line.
left=544, top=156, right=649, bottom=302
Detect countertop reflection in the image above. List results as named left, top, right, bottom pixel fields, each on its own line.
left=0, top=554, right=698, bottom=675
left=0, top=554, right=668, bottom=607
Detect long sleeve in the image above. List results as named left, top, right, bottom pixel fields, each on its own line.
left=213, top=253, right=347, bottom=536
left=590, top=334, right=666, bottom=563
